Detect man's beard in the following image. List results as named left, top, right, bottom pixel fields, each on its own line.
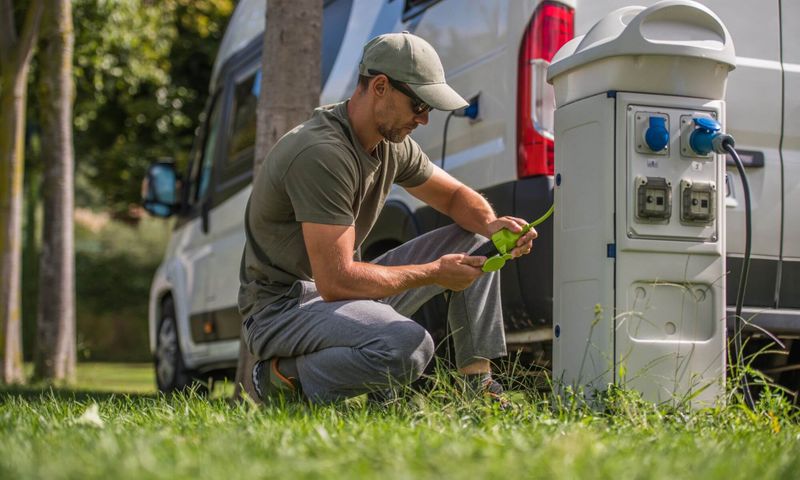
left=377, top=123, right=408, bottom=143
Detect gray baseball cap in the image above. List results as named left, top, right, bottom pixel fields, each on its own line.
left=358, top=32, right=468, bottom=111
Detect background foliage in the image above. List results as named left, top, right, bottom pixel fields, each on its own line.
left=21, top=0, right=234, bottom=362
left=71, top=0, right=234, bottom=214
left=73, top=213, right=172, bottom=361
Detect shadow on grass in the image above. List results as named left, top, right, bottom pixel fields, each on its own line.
left=0, top=385, right=159, bottom=403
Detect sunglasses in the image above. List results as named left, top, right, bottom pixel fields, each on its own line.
left=368, top=70, right=432, bottom=115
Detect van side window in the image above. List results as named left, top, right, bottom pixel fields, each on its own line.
left=321, top=0, right=353, bottom=83
left=216, top=69, right=259, bottom=197
left=403, top=0, right=441, bottom=20
left=227, top=70, right=259, bottom=163
left=188, top=95, right=223, bottom=204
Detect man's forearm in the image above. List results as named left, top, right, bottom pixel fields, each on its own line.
left=319, top=260, right=438, bottom=302
left=447, top=185, right=497, bottom=237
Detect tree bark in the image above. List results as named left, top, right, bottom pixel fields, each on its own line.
left=253, top=0, right=323, bottom=171
left=22, top=150, right=40, bottom=358
left=34, top=0, right=76, bottom=383
left=0, top=0, right=44, bottom=384
left=234, top=0, right=322, bottom=400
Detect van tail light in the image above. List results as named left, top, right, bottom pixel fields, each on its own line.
left=517, top=1, right=574, bottom=178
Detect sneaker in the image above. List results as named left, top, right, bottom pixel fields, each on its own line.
left=482, top=378, right=511, bottom=409
left=252, top=358, right=299, bottom=402
left=465, top=373, right=511, bottom=409
left=366, top=387, right=401, bottom=406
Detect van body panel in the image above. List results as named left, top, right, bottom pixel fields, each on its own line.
left=207, top=187, right=252, bottom=313
left=779, top=0, right=800, bottom=309
left=148, top=236, right=211, bottom=369
left=176, top=219, right=214, bottom=362
left=781, top=0, right=800, bottom=262
left=210, top=0, right=265, bottom=93
left=406, top=0, right=533, bottom=191
left=148, top=263, right=171, bottom=354
left=725, top=56, right=783, bottom=259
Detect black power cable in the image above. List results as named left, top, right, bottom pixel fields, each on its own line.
left=435, top=98, right=478, bottom=230
left=440, top=96, right=479, bottom=173
left=433, top=111, right=457, bottom=232
left=716, top=134, right=756, bottom=408
left=440, top=110, right=456, bottom=174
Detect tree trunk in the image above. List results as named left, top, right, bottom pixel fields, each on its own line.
left=233, top=0, right=322, bottom=400
left=0, top=0, right=44, bottom=384
left=33, top=0, right=76, bottom=383
left=253, top=0, right=323, bottom=171
left=0, top=72, right=29, bottom=384
left=22, top=156, right=40, bottom=358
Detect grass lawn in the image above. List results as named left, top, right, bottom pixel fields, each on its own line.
left=75, top=362, right=156, bottom=394
left=1, top=362, right=799, bottom=479
left=20, top=362, right=157, bottom=394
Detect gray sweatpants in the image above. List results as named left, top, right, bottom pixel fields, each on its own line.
left=242, top=224, right=507, bottom=403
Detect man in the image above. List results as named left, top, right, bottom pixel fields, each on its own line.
left=239, top=32, right=537, bottom=404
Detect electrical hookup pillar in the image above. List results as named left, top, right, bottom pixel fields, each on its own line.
left=547, top=0, right=736, bottom=407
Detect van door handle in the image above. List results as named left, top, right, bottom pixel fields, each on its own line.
left=725, top=172, right=738, bottom=208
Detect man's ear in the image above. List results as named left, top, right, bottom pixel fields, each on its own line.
left=371, top=75, right=388, bottom=97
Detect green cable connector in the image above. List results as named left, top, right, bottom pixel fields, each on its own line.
left=481, top=204, right=555, bottom=272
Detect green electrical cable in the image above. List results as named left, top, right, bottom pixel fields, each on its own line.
left=529, top=204, right=555, bottom=228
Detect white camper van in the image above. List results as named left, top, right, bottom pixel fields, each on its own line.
left=142, top=0, right=799, bottom=393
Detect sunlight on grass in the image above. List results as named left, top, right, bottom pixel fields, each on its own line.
left=0, top=362, right=797, bottom=479
left=22, top=362, right=157, bottom=394
left=75, top=363, right=156, bottom=393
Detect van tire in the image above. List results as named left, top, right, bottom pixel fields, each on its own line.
left=155, top=297, right=208, bottom=395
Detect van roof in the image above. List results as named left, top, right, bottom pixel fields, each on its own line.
left=210, top=0, right=265, bottom=93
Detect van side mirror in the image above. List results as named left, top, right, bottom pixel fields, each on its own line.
left=142, top=161, right=179, bottom=218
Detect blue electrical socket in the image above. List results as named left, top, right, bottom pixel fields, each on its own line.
left=455, top=93, right=480, bottom=120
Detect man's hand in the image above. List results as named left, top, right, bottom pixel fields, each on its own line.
left=406, top=168, right=540, bottom=259
left=486, top=216, right=538, bottom=258
left=432, top=253, right=486, bottom=291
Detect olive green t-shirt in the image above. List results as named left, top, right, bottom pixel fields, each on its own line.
left=238, top=101, right=433, bottom=318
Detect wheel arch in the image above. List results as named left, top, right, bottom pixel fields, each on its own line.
left=361, top=199, right=449, bottom=338
left=149, top=289, right=175, bottom=354
left=361, top=200, right=420, bottom=260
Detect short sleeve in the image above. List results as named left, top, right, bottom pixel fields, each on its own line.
left=394, top=137, right=434, bottom=188
left=283, top=144, right=357, bottom=225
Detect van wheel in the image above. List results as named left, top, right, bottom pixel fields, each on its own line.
left=155, top=297, right=208, bottom=395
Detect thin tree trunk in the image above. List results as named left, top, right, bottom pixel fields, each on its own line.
left=34, top=0, right=76, bottom=383
left=0, top=73, right=29, bottom=383
left=0, top=0, right=44, bottom=384
left=234, top=0, right=322, bottom=400
left=23, top=158, right=40, bottom=357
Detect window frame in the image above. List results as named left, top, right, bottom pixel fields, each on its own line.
left=180, top=91, right=223, bottom=217
left=191, top=93, right=225, bottom=205
left=211, top=40, right=262, bottom=206
left=402, top=0, right=443, bottom=21
left=216, top=62, right=261, bottom=196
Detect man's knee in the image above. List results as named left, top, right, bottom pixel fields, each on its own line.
left=378, top=321, right=434, bottom=383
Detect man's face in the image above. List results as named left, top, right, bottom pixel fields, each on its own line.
left=374, top=78, right=430, bottom=143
